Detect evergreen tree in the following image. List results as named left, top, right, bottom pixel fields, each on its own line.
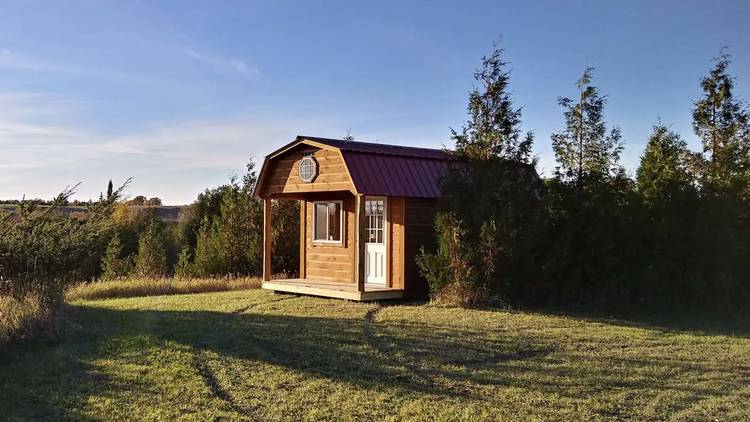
left=192, top=221, right=225, bottom=277
left=106, top=180, right=114, bottom=200
left=418, top=44, right=541, bottom=305
left=134, top=221, right=168, bottom=278
left=690, top=52, right=750, bottom=310
left=637, top=123, right=696, bottom=203
left=635, top=123, right=699, bottom=308
left=271, top=199, right=300, bottom=276
left=543, top=67, right=635, bottom=308
left=217, top=176, right=261, bottom=275
left=173, top=246, right=195, bottom=279
left=551, top=67, right=623, bottom=181
left=100, top=234, right=133, bottom=280
left=692, top=52, right=750, bottom=192
left=452, top=43, right=534, bottom=162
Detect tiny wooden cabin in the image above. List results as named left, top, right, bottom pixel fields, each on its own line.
left=253, top=136, right=452, bottom=301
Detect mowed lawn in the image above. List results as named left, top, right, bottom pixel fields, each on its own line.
left=1, top=290, right=749, bottom=421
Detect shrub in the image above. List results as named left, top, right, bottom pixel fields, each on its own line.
left=100, top=234, right=134, bottom=280
left=134, top=221, right=168, bottom=278
left=417, top=213, right=496, bottom=306
left=0, top=185, right=122, bottom=301
left=0, top=293, right=56, bottom=350
left=178, top=160, right=299, bottom=279
left=192, top=222, right=227, bottom=277
left=173, top=247, right=195, bottom=279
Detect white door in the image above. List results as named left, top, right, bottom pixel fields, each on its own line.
left=365, top=197, right=387, bottom=285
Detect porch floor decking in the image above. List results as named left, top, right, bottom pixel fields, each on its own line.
left=262, top=278, right=404, bottom=301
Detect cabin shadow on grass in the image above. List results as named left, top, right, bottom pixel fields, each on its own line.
left=2, top=295, right=749, bottom=420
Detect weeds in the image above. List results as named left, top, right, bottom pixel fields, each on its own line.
left=65, top=277, right=261, bottom=301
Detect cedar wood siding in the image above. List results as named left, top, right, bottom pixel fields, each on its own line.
left=259, top=139, right=443, bottom=295
left=404, top=197, right=439, bottom=298
left=388, top=197, right=405, bottom=289
left=263, top=145, right=357, bottom=283
left=261, top=145, right=355, bottom=196
left=300, top=193, right=414, bottom=289
left=301, top=192, right=356, bottom=283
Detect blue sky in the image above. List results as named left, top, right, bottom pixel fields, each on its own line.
left=1, top=1, right=748, bottom=204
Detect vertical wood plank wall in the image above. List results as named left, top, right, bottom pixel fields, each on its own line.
left=403, top=197, right=439, bottom=298
left=388, top=197, right=405, bottom=289
left=355, top=195, right=366, bottom=292
left=299, top=200, right=306, bottom=278
left=263, top=198, right=272, bottom=281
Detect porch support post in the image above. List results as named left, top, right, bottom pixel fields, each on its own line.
left=263, top=198, right=272, bottom=282
left=355, top=195, right=366, bottom=293
left=299, top=200, right=306, bottom=279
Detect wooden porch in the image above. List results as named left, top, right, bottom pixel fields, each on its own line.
left=262, top=278, right=404, bottom=301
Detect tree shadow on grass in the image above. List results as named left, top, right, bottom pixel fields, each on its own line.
left=515, top=307, right=750, bottom=339
left=1, top=301, right=748, bottom=420
left=1, top=303, right=550, bottom=419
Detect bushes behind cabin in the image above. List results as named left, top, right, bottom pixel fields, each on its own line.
left=418, top=46, right=750, bottom=316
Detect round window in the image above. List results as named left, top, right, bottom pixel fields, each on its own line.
left=299, top=156, right=318, bottom=183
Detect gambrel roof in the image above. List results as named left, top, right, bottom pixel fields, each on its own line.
left=254, top=136, right=454, bottom=198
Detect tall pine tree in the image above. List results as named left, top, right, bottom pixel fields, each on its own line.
left=543, top=67, right=634, bottom=308
left=636, top=123, right=696, bottom=203
left=451, top=43, right=534, bottom=163
left=551, top=67, right=623, bottom=182
left=692, top=52, right=750, bottom=192
left=418, top=43, right=541, bottom=305
left=691, top=52, right=750, bottom=310
left=635, top=123, right=699, bottom=308
left=134, top=221, right=168, bottom=278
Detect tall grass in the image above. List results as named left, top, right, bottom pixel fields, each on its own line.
left=0, top=294, right=55, bottom=349
left=65, top=277, right=261, bottom=301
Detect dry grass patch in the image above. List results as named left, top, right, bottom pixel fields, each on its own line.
left=0, top=294, right=55, bottom=349
left=65, top=277, right=261, bottom=301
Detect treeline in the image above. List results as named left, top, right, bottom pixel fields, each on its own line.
left=0, top=159, right=298, bottom=347
left=99, top=162, right=299, bottom=282
left=0, top=162, right=299, bottom=305
left=0, top=191, right=162, bottom=207
left=419, top=46, right=750, bottom=316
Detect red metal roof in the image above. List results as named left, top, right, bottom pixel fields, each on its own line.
left=256, top=136, right=455, bottom=199
left=300, top=136, right=450, bottom=160
left=302, top=136, right=453, bottom=198
left=342, top=151, right=449, bottom=198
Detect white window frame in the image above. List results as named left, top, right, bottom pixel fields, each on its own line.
left=365, top=196, right=387, bottom=245
left=313, top=200, right=344, bottom=245
left=298, top=155, right=318, bottom=183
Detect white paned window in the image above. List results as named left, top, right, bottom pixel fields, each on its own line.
left=299, top=156, right=318, bottom=183
left=365, top=199, right=384, bottom=244
left=313, top=201, right=342, bottom=243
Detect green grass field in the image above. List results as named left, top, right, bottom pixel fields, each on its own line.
left=1, top=289, right=749, bottom=421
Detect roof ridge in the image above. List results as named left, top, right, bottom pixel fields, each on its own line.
left=297, top=135, right=452, bottom=160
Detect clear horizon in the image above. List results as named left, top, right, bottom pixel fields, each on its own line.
left=1, top=0, right=748, bottom=204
